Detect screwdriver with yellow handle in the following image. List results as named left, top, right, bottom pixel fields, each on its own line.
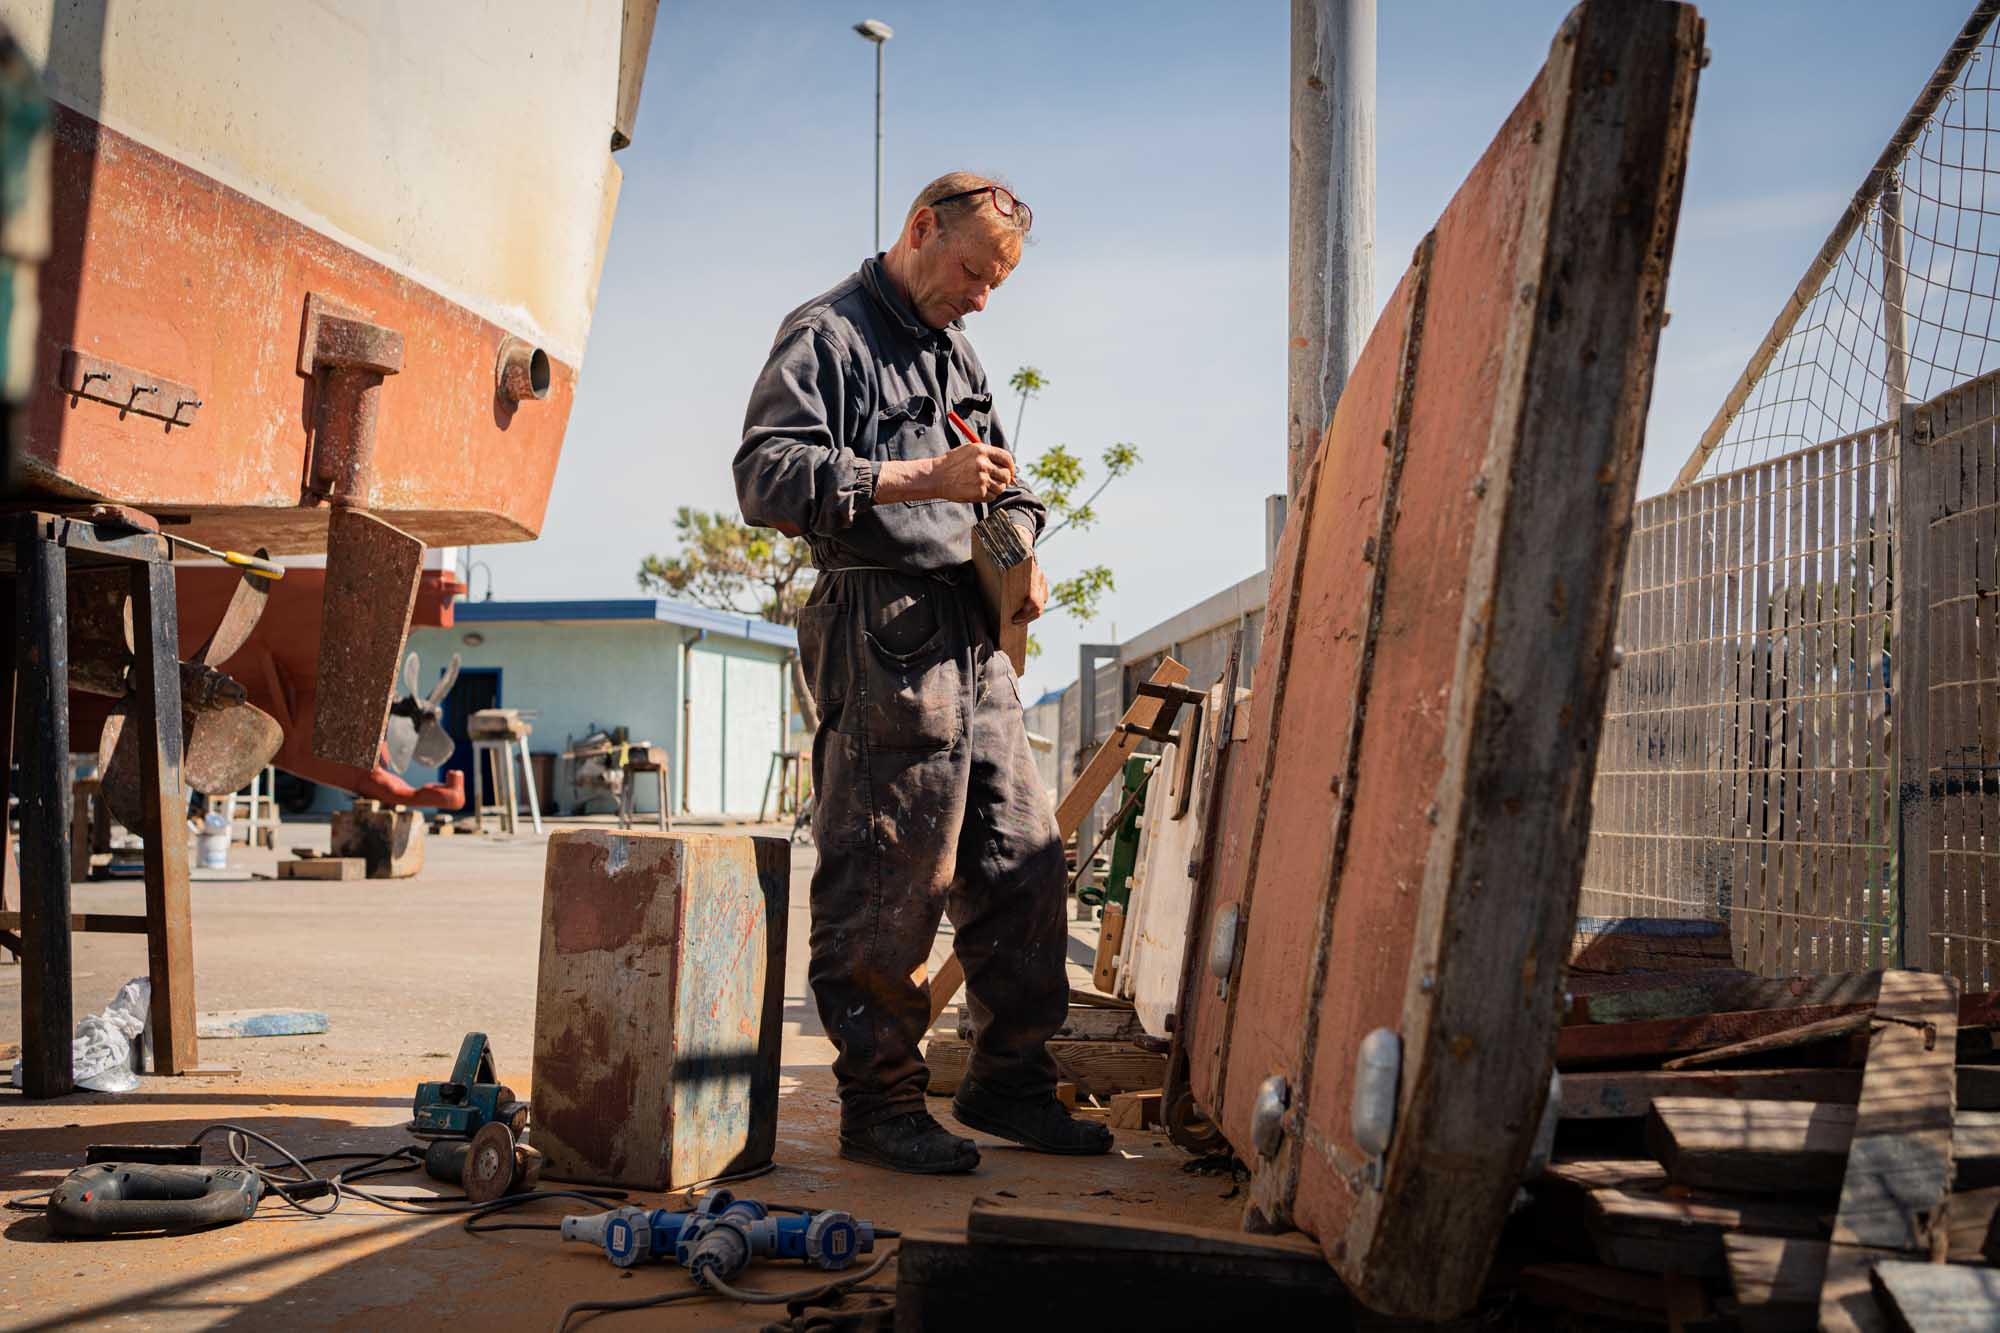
left=86, top=503, right=286, bottom=579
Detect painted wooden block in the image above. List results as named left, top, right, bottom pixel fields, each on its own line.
left=530, top=830, right=789, bottom=1190
left=1177, top=2, right=1704, bottom=1317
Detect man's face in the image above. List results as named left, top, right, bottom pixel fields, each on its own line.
left=904, top=212, right=1021, bottom=329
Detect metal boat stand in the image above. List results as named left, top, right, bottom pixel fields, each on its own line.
left=0, top=512, right=199, bottom=1097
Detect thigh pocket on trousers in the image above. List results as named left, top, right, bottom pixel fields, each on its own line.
left=858, top=592, right=962, bottom=751
left=794, top=602, right=852, bottom=725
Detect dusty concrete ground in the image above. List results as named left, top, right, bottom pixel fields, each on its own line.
left=0, top=819, right=1237, bottom=1330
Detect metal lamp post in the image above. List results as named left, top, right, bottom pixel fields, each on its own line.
left=854, top=19, right=893, bottom=253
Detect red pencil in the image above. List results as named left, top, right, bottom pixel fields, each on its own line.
left=946, top=409, right=981, bottom=446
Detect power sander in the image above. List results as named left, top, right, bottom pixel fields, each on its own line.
left=410, top=1031, right=541, bottom=1202
left=561, top=1189, right=878, bottom=1283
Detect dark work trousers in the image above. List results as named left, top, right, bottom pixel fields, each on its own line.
left=795, top=567, right=1069, bottom=1131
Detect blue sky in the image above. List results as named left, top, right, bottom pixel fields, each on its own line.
left=479, top=1, right=1976, bottom=700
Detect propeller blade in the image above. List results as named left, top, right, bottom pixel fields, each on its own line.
left=384, top=714, right=420, bottom=773
left=402, top=651, right=421, bottom=700
left=424, top=652, right=462, bottom=710
left=192, top=553, right=274, bottom=667
left=97, top=710, right=145, bottom=835
left=411, top=717, right=456, bottom=769
left=185, top=703, right=284, bottom=796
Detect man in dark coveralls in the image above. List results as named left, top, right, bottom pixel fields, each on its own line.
left=735, top=173, right=1111, bottom=1174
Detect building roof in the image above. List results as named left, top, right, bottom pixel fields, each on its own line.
left=452, top=597, right=798, bottom=649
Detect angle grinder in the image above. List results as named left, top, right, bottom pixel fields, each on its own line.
left=423, top=1120, right=544, bottom=1202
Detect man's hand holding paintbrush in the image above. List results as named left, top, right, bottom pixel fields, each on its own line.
left=941, top=409, right=1047, bottom=625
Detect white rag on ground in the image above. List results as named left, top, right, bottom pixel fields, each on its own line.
left=8, top=976, right=150, bottom=1093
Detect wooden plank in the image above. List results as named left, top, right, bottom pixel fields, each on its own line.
left=1563, top=968, right=1878, bottom=1026
left=1552, top=1177, right=1824, bottom=1279
left=1871, top=1261, right=2000, bottom=1332
left=277, top=857, right=366, bottom=880
left=924, top=1036, right=1164, bottom=1101
left=1821, top=969, right=1961, bottom=1333
left=1561, top=1065, right=2000, bottom=1121
left=1647, top=1097, right=1999, bottom=1195
left=1659, top=1010, right=1873, bottom=1070
left=14, top=524, right=73, bottom=1098
left=131, top=558, right=198, bottom=1076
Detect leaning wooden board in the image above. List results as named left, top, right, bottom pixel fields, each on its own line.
left=1179, top=2, right=1702, bottom=1317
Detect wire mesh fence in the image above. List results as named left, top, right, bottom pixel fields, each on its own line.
left=1680, top=3, right=2000, bottom=484
left=1903, top=374, right=2000, bottom=989
left=1582, top=426, right=1900, bottom=972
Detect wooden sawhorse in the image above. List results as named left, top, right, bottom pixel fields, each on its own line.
left=0, top=512, right=199, bottom=1097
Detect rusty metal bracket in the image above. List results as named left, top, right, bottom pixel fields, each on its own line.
left=299, top=293, right=404, bottom=507
left=57, top=349, right=202, bottom=427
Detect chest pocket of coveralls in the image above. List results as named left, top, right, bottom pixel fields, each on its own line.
left=875, top=393, right=943, bottom=472
left=859, top=586, right=963, bottom=751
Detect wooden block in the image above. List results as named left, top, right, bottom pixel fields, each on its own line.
left=1108, top=1089, right=1161, bottom=1130
left=1822, top=970, right=1960, bottom=1333
left=329, top=805, right=424, bottom=878
left=1871, top=1261, right=2000, bottom=1332
left=1561, top=989, right=2000, bottom=1066
left=895, top=1209, right=1345, bottom=1328
left=1648, top=1098, right=2000, bottom=1195
left=1054, top=1081, right=1075, bottom=1111
left=531, top=831, right=788, bottom=1191
left=1563, top=970, right=1884, bottom=1027
left=924, top=1037, right=1166, bottom=1101
left=277, top=857, right=364, bottom=880
left=1660, top=1010, right=1874, bottom=1070
left=1091, top=900, right=1125, bottom=995
left=970, top=511, right=1033, bottom=677
left=1569, top=915, right=1736, bottom=974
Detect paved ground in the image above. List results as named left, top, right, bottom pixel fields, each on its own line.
left=0, top=819, right=1234, bottom=1330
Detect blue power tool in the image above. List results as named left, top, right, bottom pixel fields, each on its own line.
left=410, top=1032, right=526, bottom=1138
left=561, top=1190, right=876, bottom=1281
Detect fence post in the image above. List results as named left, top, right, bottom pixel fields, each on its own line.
left=1893, top=401, right=1934, bottom=969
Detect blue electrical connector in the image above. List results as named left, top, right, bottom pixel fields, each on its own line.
left=560, top=1190, right=876, bottom=1282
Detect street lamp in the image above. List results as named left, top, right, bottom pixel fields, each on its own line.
left=854, top=19, right=893, bottom=253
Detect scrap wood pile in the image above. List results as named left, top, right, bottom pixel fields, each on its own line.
left=1501, top=917, right=2000, bottom=1330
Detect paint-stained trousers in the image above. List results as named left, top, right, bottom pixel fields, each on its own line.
left=795, top=568, right=1069, bottom=1130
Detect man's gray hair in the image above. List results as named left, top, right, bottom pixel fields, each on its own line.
left=905, top=172, right=1031, bottom=237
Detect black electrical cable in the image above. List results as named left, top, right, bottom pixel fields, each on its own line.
left=552, top=1251, right=900, bottom=1333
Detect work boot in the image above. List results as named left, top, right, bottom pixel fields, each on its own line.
left=839, top=1109, right=981, bottom=1175
left=951, top=1079, right=1114, bottom=1156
